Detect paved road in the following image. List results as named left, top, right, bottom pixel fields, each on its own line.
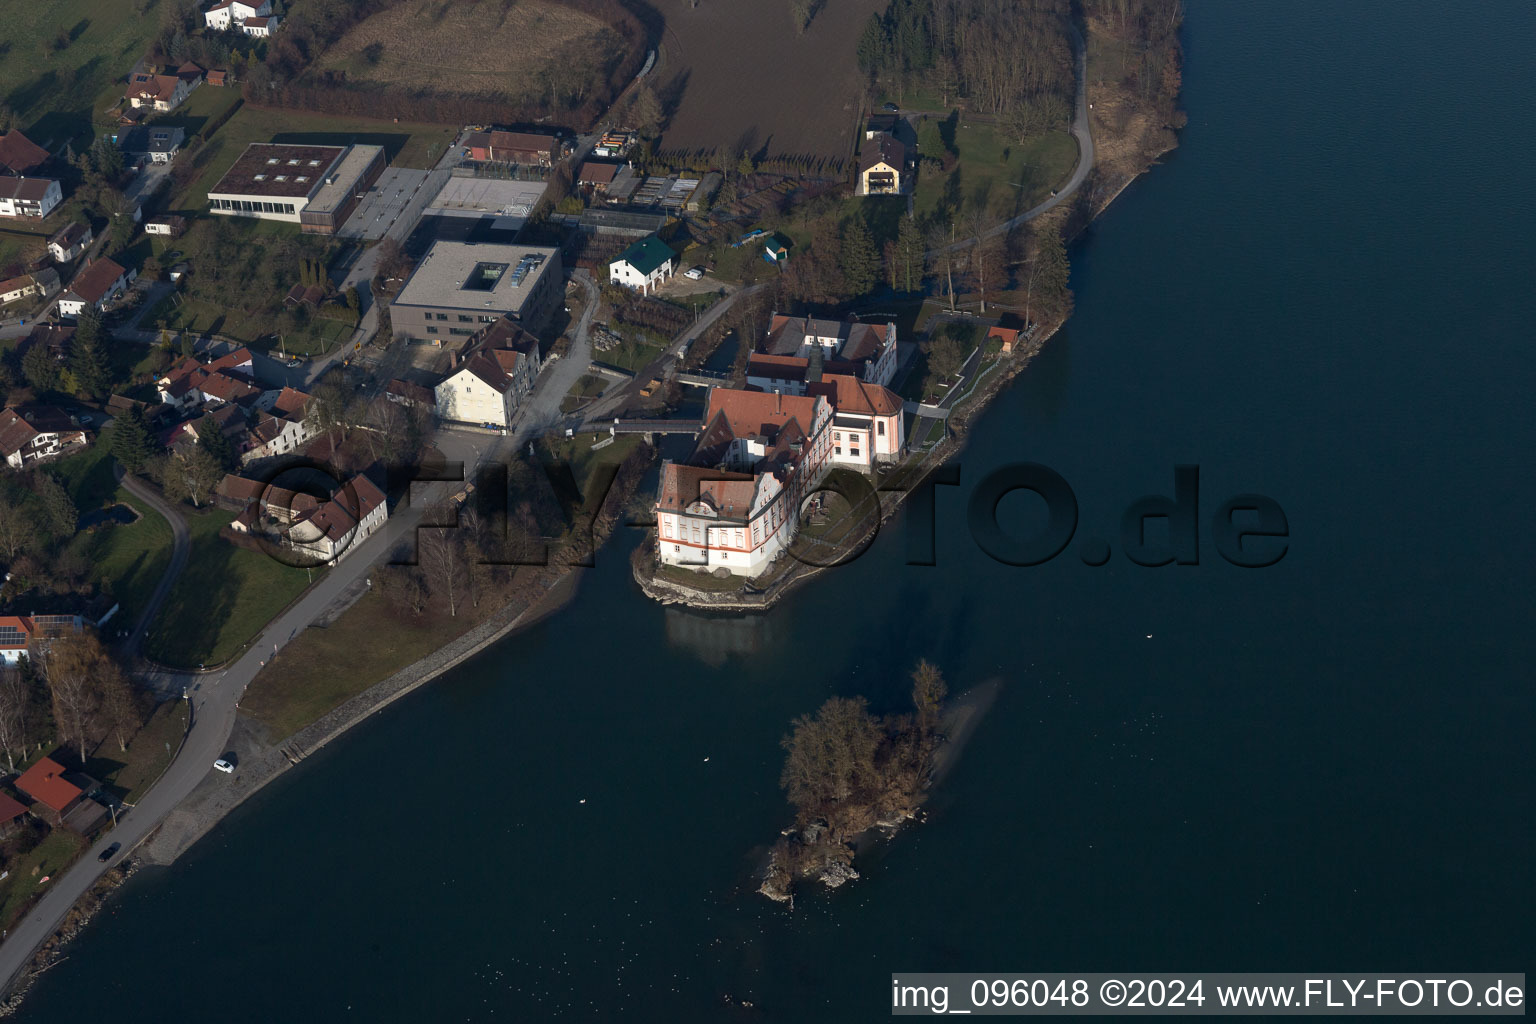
left=928, top=23, right=1094, bottom=256
left=117, top=473, right=190, bottom=660
left=0, top=477, right=457, bottom=995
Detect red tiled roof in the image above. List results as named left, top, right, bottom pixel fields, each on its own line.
left=66, top=258, right=128, bottom=304
left=806, top=373, right=903, bottom=416
left=0, top=615, right=33, bottom=650
left=14, top=756, right=81, bottom=814
left=703, top=388, right=820, bottom=441
left=0, top=130, right=49, bottom=175
left=128, top=74, right=183, bottom=103
left=657, top=463, right=756, bottom=514
left=746, top=353, right=809, bottom=381
left=268, top=386, right=310, bottom=419
left=217, top=473, right=265, bottom=504
left=0, top=275, right=33, bottom=296
left=0, top=791, right=26, bottom=822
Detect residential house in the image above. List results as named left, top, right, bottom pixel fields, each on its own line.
left=13, top=754, right=102, bottom=829
left=156, top=348, right=260, bottom=411
left=806, top=373, right=905, bottom=469
left=746, top=315, right=900, bottom=394
left=126, top=73, right=192, bottom=113
left=0, top=275, right=38, bottom=306
left=0, top=176, right=63, bottom=220
left=653, top=388, right=834, bottom=577
left=0, top=269, right=59, bottom=306
left=433, top=317, right=541, bottom=427
left=608, top=234, right=676, bottom=295
left=117, top=125, right=186, bottom=165
left=206, top=68, right=230, bottom=87
left=25, top=323, right=75, bottom=362
left=170, top=402, right=250, bottom=457
left=47, top=221, right=92, bottom=262
left=0, top=616, right=33, bottom=664
left=0, top=130, right=50, bottom=176
left=243, top=386, right=315, bottom=462
left=145, top=214, right=186, bottom=237
left=0, top=406, right=88, bottom=469
left=284, top=475, right=388, bottom=564
left=762, top=235, right=791, bottom=263
left=239, top=14, right=280, bottom=35
left=857, top=132, right=905, bottom=196
left=204, top=0, right=271, bottom=31
left=231, top=472, right=388, bottom=565
left=175, top=61, right=206, bottom=86
left=463, top=130, right=559, bottom=167
left=57, top=257, right=134, bottom=318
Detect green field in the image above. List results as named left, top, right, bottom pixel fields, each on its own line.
left=50, top=447, right=178, bottom=629
left=0, top=0, right=159, bottom=152
left=911, top=119, right=1079, bottom=220
left=144, top=509, right=313, bottom=669
left=145, top=288, right=354, bottom=357
left=0, top=829, right=86, bottom=932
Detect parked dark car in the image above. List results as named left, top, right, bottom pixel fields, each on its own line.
left=882, top=102, right=900, bottom=112
left=98, top=842, right=121, bottom=862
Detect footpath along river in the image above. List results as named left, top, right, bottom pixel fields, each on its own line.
left=17, top=1, right=1535, bottom=1019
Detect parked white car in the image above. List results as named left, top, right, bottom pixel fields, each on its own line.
left=684, top=266, right=706, bottom=280
left=213, top=759, right=235, bottom=773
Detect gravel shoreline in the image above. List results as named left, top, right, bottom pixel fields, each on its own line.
left=136, top=570, right=583, bottom=865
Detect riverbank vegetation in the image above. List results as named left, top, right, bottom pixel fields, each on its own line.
left=761, top=660, right=948, bottom=902
left=240, top=435, right=655, bottom=741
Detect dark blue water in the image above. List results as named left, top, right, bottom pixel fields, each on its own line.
left=20, top=1, right=1535, bottom=1019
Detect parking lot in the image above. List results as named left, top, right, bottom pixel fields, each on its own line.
left=337, top=167, right=432, bottom=241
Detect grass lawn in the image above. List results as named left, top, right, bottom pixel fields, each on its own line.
left=65, top=491, right=174, bottom=629
left=0, top=230, right=45, bottom=277
left=242, top=435, right=646, bottom=740
left=598, top=337, right=667, bottom=374
left=83, top=699, right=189, bottom=804
left=655, top=563, right=744, bottom=591
left=143, top=509, right=313, bottom=669
left=174, top=104, right=457, bottom=210
left=912, top=121, right=1078, bottom=220
left=150, top=84, right=243, bottom=140
left=0, top=0, right=159, bottom=152
left=0, top=828, right=87, bottom=931
left=146, top=290, right=353, bottom=356
left=239, top=586, right=499, bottom=741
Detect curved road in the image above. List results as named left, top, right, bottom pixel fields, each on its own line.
left=117, top=472, right=190, bottom=660
left=928, top=22, right=1094, bottom=255
left=0, top=481, right=448, bottom=995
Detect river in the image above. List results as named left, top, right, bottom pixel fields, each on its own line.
left=19, top=0, right=1535, bottom=1019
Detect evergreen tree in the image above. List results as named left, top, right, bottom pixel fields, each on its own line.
left=110, top=405, right=157, bottom=473
left=21, top=343, right=60, bottom=392
left=841, top=218, right=880, bottom=298
left=35, top=473, right=77, bottom=537
left=196, top=414, right=235, bottom=470
left=180, top=332, right=195, bottom=358
left=69, top=312, right=112, bottom=398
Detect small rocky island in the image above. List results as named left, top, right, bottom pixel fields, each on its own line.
left=760, top=661, right=956, bottom=904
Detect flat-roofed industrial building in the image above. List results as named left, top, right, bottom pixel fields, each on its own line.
left=208, top=142, right=386, bottom=234
left=390, top=241, right=563, bottom=343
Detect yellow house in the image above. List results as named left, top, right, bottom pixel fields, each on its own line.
left=857, top=133, right=905, bottom=196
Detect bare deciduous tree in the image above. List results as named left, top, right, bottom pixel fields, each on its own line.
left=0, top=666, right=36, bottom=771
left=419, top=522, right=464, bottom=618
